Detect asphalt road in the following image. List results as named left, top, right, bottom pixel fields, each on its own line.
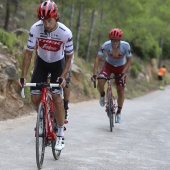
left=0, top=86, right=170, bottom=170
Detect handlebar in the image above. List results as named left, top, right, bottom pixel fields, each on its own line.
left=93, top=75, right=123, bottom=88
left=20, top=82, right=63, bottom=99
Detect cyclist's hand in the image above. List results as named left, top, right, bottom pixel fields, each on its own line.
left=18, top=78, right=26, bottom=87
left=120, top=73, right=125, bottom=79
left=119, top=73, right=126, bottom=86
left=57, top=77, right=66, bottom=88
left=91, top=74, right=97, bottom=82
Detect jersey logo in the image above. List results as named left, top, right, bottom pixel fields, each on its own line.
left=110, top=53, right=123, bottom=59
left=38, top=38, right=63, bottom=52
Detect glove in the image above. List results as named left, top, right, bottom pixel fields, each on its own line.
left=120, top=73, right=125, bottom=78
left=91, top=75, right=97, bottom=82
left=20, top=77, right=25, bottom=87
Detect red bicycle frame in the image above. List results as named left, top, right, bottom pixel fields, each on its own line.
left=40, top=87, right=56, bottom=141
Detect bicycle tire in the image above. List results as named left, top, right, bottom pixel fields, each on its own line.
left=36, top=102, right=46, bottom=169
left=51, top=140, right=61, bottom=160
left=51, top=118, right=61, bottom=160
left=107, top=90, right=113, bottom=132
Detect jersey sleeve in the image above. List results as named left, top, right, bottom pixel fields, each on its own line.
left=97, top=42, right=107, bottom=57
left=125, top=43, right=132, bottom=58
left=26, top=25, right=37, bottom=51
left=64, top=29, right=74, bottom=55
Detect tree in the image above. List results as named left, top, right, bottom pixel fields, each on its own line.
left=4, top=0, right=10, bottom=31
left=86, top=9, right=95, bottom=61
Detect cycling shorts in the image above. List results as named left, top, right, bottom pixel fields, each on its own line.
left=31, top=56, right=65, bottom=95
left=99, top=61, right=126, bottom=86
left=158, top=75, right=163, bottom=81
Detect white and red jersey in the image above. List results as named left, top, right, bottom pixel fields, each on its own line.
left=26, top=21, right=74, bottom=63
left=98, top=40, right=132, bottom=66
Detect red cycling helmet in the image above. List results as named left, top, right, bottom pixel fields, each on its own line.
left=109, top=28, right=123, bottom=40
left=37, top=1, right=58, bottom=20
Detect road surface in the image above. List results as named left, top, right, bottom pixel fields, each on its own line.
left=0, top=86, right=170, bottom=170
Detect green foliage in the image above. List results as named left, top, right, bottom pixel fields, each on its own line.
left=162, top=37, right=170, bottom=59
left=82, top=79, right=90, bottom=96
left=0, top=28, right=17, bottom=53
left=130, top=59, right=142, bottom=78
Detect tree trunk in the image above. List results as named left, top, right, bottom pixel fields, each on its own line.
left=86, top=9, right=95, bottom=62
left=60, top=1, right=65, bottom=22
left=13, top=0, right=18, bottom=16
left=69, top=3, right=74, bottom=31
left=75, top=2, right=83, bottom=57
left=158, top=38, right=163, bottom=68
left=4, top=0, right=10, bottom=31
left=97, top=1, right=103, bottom=51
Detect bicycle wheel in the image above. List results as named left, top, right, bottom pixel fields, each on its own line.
left=107, top=90, right=113, bottom=132
left=36, top=102, right=46, bottom=169
left=51, top=118, right=61, bottom=160
left=51, top=140, right=61, bottom=160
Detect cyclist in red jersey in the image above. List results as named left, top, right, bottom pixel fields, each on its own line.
left=91, top=28, right=132, bottom=123
left=18, top=1, right=74, bottom=151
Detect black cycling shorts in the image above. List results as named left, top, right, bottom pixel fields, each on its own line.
left=30, top=56, right=65, bottom=94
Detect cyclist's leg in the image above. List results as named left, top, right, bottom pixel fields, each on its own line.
left=64, top=70, right=71, bottom=123
left=31, top=56, right=47, bottom=111
left=114, top=65, right=126, bottom=123
left=50, top=58, right=65, bottom=150
left=98, top=62, right=112, bottom=107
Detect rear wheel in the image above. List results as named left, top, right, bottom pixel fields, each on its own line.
left=52, top=140, right=61, bottom=160
left=36, top=102, right=46, bottom=169
left=108, top=90, right=113, bottom=132
left=51, top=118, right=61, bottom=160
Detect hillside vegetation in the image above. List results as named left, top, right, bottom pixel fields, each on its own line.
left=0, top=0, right=170, bottom=119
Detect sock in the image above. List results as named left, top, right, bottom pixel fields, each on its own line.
left=117, top=107, right=122, bottom=114
left=57, top=126, right=64, bottom=137
left=100, top=91, right=105, bottom=97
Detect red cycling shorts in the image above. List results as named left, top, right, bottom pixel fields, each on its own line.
left=99, top=61, right=126, bottom=86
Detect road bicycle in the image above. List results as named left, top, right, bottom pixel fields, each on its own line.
left=94, top=75, right=122, bottom=132
left=20, top=73, right=64, bottom=169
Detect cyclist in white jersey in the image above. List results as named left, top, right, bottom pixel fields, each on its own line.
left=18, top=1, right=74, bottom=150
left=91, top=28, right=132, bottom=123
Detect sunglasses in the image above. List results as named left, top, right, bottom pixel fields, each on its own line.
left=111, top=40, right=120, bottom=43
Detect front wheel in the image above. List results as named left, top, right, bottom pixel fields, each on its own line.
left=107, top=90, right=114, bottom=132
left=36, top=102, right=46, bottom=169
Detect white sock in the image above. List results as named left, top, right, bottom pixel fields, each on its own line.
left=57, top=126, right=64, bottom=137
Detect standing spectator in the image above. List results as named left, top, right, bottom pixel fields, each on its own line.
left=157, top=65, right=167, bottom=90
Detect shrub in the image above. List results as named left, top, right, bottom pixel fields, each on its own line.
left=130, top=60, right=142, bottom=78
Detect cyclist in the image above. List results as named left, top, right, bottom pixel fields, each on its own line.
left=91, top=28, right=132, bottom=123
left=157, top=65, right=167, bottom=90
left=30, top=53, right=74, bottom=124
left=18, top=0, right=74, bottom=150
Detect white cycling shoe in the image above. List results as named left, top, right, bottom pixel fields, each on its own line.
left=116, top=114, right=123, bottom=123
left=99, top=97, right=105, bottom=107
left=55, top=137, right=65, bottom=151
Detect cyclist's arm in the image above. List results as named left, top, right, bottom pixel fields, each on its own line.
left=21, top=49, right=33, bottom=78
left=93, top=55, right=102, bottom=75
left=122, top=57, right=132, bottom=74
left=61, top=53, right=73, bottom=78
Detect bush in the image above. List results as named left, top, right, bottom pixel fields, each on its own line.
left=0, top=28, right=17, bottom=53
left=130, top=60, right=142, bottom=78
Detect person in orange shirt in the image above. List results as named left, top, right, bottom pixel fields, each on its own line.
left=157, top=65, right=167, bottom=90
